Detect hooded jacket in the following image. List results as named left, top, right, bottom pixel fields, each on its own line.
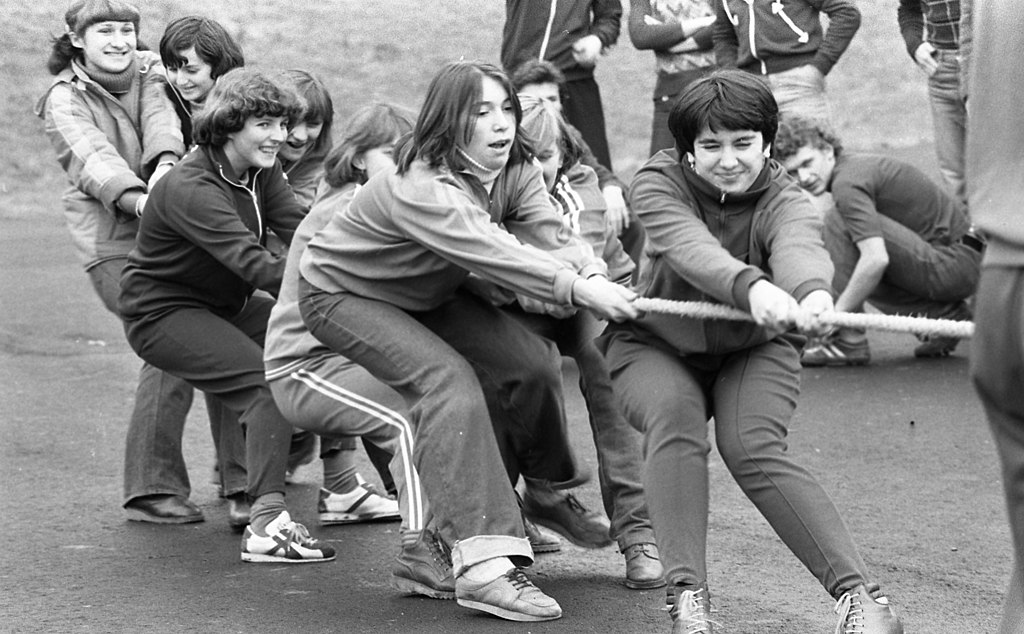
left=713, top=0, right=861, bottom=76
left=119, top=144, right=305, bottom=323
left=611, top=149, right=832, bottom=356
left=36, top=51, right=185, bottom=269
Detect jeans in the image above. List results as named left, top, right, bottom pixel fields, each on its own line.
left=767, top=64, right=831, bottom=124
left=601, top=331, right=870, bottom=597
left=124, top=296, right=291, bottom=501
left=268, top=356, right=425, bottom=535
left=299, top=281, right=585, bottom=574
left=927, top=50, right=967, bottom=204
left=507, top=305, right=655, bottom=550
left=88, top=257, right=245, bottom=503
left=970, top=267, right=1024, bottom=634
left=823, top=208, right=981, bottom=316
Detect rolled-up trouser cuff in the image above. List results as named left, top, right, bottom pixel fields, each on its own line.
left=452, top=535, right=534, bottom=577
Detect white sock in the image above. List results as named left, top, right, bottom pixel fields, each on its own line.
left=460, top=556, right=514, bottom=583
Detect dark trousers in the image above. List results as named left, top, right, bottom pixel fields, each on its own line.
left=124, top=296, right=290, bottom=500
left=563, top=76, right=612, bottom=171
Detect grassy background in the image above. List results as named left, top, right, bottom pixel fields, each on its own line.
left=2, top=0, right=930, bottom=219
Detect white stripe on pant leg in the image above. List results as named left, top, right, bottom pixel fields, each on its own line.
left=290, top=369, right=424, bottom=531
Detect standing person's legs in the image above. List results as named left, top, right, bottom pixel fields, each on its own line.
left=87, top=257, right=200, bottom=522
left=206, top=396, right=247, bottom=501
left=970, top=267, right=1024, bottom=634
left=714, top=338, right=870, bottom=598
left=767, top=64, right=831, bottom=124
left=563, top=76, right=613, bottom=171
left=928, top=51, right=968, bottom=204
left=601, top=332, right=712, bottom=589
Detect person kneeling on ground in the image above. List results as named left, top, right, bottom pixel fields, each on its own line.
left=598, top=69, right=904, bottom=634
left=774, top=115, right=981, bottom=366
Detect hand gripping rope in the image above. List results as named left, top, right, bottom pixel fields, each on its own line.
left=632, top=298, right=975, bottom=339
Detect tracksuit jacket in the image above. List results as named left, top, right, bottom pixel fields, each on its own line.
left=36, top=52, right=185, bottom=270
left=501, top=0, right=622, bottom=81
left=713, top=0, right=861, bottom=76
left=300, top=158, right=606, bottom=313
left=611, top=149, right=832, bottom=356
left=119, top=144, right=305, bottom=323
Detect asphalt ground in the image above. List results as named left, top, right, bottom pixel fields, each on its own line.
left=1, top=192, right=1010, bottom=633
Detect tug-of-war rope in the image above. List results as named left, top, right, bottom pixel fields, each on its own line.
left=633, top=298, right=975, bottom=339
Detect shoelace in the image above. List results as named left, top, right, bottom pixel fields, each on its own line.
left=669, top=588, right=716, bottom=634
left=504, top=568, right=534, bottom=591
left=834, top=591, right=865, bottom=634
left=427, top=530, right=453, bottom=571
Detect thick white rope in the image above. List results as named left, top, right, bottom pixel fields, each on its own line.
left=633, top=298, right=974, bottom=339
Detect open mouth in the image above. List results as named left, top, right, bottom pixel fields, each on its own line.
left=489, top=139, right=510, bottom=150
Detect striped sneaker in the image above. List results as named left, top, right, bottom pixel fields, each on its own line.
left=241, top=511, right=335, bottom=563
left=801, top=336, right=871, bottom=367
left=318, top=480, right=400, bottom=525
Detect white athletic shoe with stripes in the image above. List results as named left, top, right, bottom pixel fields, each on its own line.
left=240, top=511, right=335, bottom=563
left=318, top=477, right=400, bottom=525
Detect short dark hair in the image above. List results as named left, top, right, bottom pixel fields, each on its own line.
left=159, top=16, right=244, bottom=81
left=668, top=69, right=779, bottom=156
left=510, top=59, right=565, bottom=91
left=279, top=69, right=335, bottom=159
left=191, top=68, right=303, bottom=147
left=774, top=115, right=843, bottom=163
left=519, top=96, right=583, bottom=171
left=397, top=61, right=532, bottom=174
left=324, top=103, right=416, bottom=188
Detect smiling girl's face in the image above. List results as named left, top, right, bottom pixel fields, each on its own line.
left=71, top=21, right=137, bottom=74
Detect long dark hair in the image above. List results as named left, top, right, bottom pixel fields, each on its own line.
left=324, top=103, right=415, bottom=188
left=396, top=61, right=532, bottom=175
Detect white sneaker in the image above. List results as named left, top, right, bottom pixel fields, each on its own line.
left=240, top=511, right=335, bottom=563
left=318, top=480, right=400, bottom=525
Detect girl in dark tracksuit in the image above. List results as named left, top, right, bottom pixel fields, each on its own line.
left=119, top=68, right=333, bottom=564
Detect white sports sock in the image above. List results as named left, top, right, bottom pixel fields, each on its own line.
left=459, top=556, right=514, bottom=583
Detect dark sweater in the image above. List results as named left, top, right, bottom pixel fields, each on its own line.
left=119, top=144, right=304, bottom=322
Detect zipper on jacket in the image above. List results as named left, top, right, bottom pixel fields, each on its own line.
left=216, top=164, right=266, bottom=240
left=538, top=0, right=558, bottom=60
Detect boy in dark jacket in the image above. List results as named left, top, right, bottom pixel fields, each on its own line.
left=598, top=70, right=903, bottom=634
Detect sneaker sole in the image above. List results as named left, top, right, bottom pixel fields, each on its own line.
left=240, top=552, right=336, bottom=564
left=801, top=357, right=870, bottom=367
left=456, top=598, right=562, bottom=622
left=390, top=575, right=455, bottom=600
left=319, top=511, right=401, bottom=525
left=530, top=541, right=562, bottom=554
left=526, top=515, right=613, bottom=549
left=126, top=509, right=204, bottom=524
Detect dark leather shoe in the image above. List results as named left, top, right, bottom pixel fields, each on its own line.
left=623, top=542, right=666, bottom=589
left=227, top=494, right=250, bottom=530
left=125, top=494, right=204, bottom=524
